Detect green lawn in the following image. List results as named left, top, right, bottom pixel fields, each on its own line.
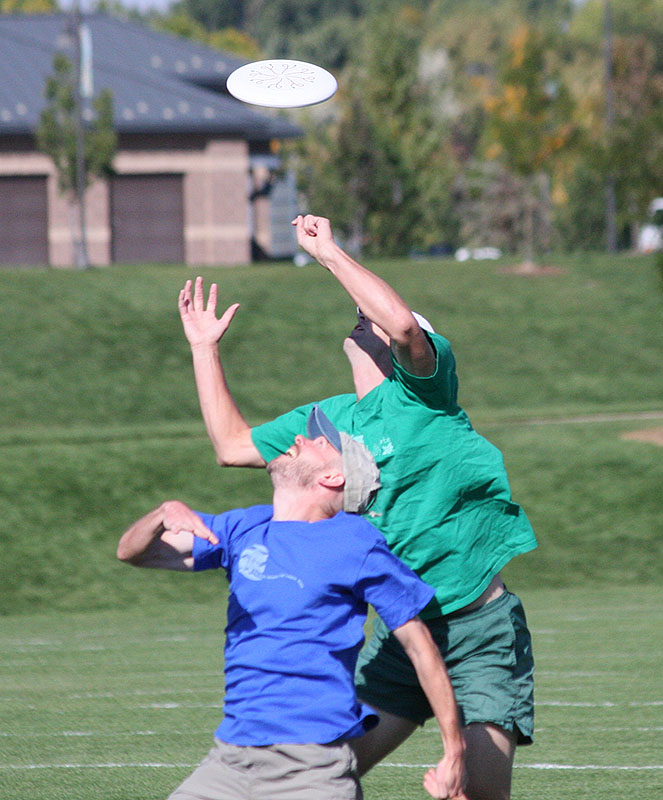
left=0, top=252, right=661, bottom=796
left=1, top=586, right=661, bottom=800
left=2, top=252, right=662, bottom=614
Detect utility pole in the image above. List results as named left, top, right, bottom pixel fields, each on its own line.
left=603, top=0, right=617, bottom=253
left=72, top=1, right=90, bottom=269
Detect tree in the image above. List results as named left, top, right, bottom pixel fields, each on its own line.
left=481, top=24, right=576, bottom=267
left=153, top=11, right=262, bottom=60
left=566, top=2, right=663, bottom=248
left=37, top=51, right=116, bottom=268
left=295, top=4, right=460, bottom=255
left=607, top=34, right=663, bottom=245
left=0, top=0, right=55, bottom=11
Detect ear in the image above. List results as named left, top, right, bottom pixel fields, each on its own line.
left=317, top=471, right=345, bottom=490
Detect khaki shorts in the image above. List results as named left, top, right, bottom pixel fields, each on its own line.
left=167, top=739, right=363, bottom=800
left=355, top=590, right=534, bottom=744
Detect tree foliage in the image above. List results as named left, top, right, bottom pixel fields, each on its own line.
left=78, top=0, right=663, bottom=255
left=477, top=25, right=576, bottom=261
left=295, top=4, right=459, bottom=255
left=37, top=53, right=116, bottom=198
left=0, top=0, right=55, bottom=12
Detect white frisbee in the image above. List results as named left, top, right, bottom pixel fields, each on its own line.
left=226, top=59, right=337, bottom=108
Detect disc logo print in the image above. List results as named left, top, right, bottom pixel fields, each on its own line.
left=238, top=544, right=304, bottom=588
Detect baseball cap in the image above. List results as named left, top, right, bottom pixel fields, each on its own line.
left=307, top=405, right=381, bottom=514
left=412, top=311, right=435, bottom=334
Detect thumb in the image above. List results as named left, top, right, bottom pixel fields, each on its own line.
left=218, top=303, right=240, bottom=331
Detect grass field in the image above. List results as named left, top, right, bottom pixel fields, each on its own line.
left=1, top=251, right=662, bottom=798
left=1, top=586, right=661, bottom=800
left=2, top=251, right=662, bottom=614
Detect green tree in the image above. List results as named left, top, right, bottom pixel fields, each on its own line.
left=0, top=0, right=55, bottom=11
left=481, top=24, right=576, bottom=266
left=296, top=4, right=460, bottom=255
left=608, top=35, right=663, bottom=244
left=571, top=0, right=663, bottom=70
left=36, top=52, right=116, bottom=268
left=153, top=9, right=262, bottom=60
left=564, top=3, right=663, bottom=248
left=171, top=0, right=245, bottom=31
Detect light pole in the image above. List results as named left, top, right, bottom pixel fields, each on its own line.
left=603, top=0, right=617, bottom=253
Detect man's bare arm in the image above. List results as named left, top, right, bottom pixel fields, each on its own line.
left=292, top=215, right=436, bottom=376
left=393, top=617, right=469, bottom=800
left=179, top=278, right=266, bottom=467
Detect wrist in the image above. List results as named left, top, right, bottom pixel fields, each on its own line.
left=190, top=342, right=220, bottom=357
left=442, top=738, right=466, bottom=760
left=317, top=239, right=346, bottom=270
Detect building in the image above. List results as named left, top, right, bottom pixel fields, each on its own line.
left=0, top=13, right=302, bottom=267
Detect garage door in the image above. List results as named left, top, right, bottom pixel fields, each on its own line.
left=111, top=174, right=184, bottom=263
left=0, top=176, right=49, bottom=265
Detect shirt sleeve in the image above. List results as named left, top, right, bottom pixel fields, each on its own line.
left=191, top=509, right=237, bottom=572
left=391, top=332, right=459, bottom=409
left=250, top=395, right=355, bottom=464
left=354, top=538, right=435, bottom=631
left=251, top=403, right=314, bottom=464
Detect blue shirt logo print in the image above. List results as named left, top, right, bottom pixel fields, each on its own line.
left=238, top=544, right=304, bottom=589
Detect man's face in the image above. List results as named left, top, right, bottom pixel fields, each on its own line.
left=267, top=434, right=341, bottom=489
left=343, top=311, right=392, bottom=374
left=347, top=311, right=389, bottom=349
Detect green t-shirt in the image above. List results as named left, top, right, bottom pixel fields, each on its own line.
left=251, top=333, right=537, bottom=616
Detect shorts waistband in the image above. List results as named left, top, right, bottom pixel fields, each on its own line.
left=441, top=588, right=515, bottom=623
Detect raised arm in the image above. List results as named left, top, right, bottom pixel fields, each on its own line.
left=178, top=277, right=266, bottom=468
left=292, top=215, right=435, bottom=376
left=392, top=617, right=469, bottom=800
left=116, top=500, right=218, bottom=571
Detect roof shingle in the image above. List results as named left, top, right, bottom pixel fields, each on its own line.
left=0, top=13, right=301, bottom=139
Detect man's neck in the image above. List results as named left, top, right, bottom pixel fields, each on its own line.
left=345, top=344, right=391, bottom=400
left=351, top=363, right=389, bottom=400
left=271, top=489, right=336, bottom=523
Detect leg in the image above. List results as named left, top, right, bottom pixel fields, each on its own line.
left=350, top=707, right=417, bottom=776
left=463, top=723, right=516, bottom=800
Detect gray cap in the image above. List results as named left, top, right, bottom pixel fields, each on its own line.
left=307, top=405, right=381, bottom=514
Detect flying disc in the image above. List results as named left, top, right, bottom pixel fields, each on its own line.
left=226, top=59, right=337, bottom=108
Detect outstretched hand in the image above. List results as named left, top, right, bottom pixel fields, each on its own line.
left=178, top=276, right=240, bottom=349
left=291, top=214, right=337, bottom=265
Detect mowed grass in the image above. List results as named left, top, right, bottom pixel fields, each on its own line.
left=1, top=251, right=662, bottom=614
left=1, top=413, right=662, bottom=616
left=0, top=252, right=662, bottom=798
left=1, top=586, right=661, bottom=800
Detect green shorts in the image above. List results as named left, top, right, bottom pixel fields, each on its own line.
left=355, top=590, right=534, bottom=744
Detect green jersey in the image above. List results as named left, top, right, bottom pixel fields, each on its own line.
left=252, top=333, right=537, bottom=617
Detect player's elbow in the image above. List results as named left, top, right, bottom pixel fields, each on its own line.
left=213, top=444, right=244, bottom=467
left=213, top=437, right=265, bottom=468
left=391, top=309, right=423, bottom=347
left=116, top=541, right=142, bottom=566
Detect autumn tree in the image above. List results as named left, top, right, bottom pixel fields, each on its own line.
left=481, top=24, right=575, bottom=267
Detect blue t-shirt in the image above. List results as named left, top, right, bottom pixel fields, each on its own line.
left=193, top=505, right=435, bottom=746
